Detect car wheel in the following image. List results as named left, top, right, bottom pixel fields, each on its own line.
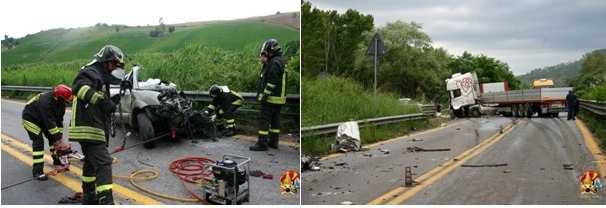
left=137, top=113, right=156, bottom=149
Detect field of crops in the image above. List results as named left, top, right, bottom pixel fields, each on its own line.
left=1, top=20, right=300, bottom=93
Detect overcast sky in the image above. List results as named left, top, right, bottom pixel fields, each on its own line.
left=310, top=0, right=606, bottom=75
left=1, top=0, right=298, bottom=38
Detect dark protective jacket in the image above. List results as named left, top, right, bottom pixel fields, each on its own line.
left=257, top=53, right=287, bottom=105
left=566, top=93, right=577, bottom=108
left=68, top=63, right=116, bottom=143
left=208, top=91, right=244, bottom=115
left=22, top=92, right=65, bottom=137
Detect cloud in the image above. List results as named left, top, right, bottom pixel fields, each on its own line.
left=310, top=0, right=606, bottom=75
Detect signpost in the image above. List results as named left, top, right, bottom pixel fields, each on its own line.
left=367, top=33, right=386, bottom=95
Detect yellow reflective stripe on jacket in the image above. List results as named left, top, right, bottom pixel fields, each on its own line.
left=32, top=151, right=45, bottom=156
left=258, top=130, right=269, bottom=135
left=26, top=93, right=41, bottom=105
left=49, top=127, right=61, bottom=135
left=263, top=89, right=272, bottom=94
left=266, top=71, right=287, bottom=105
left=96, top=184, right=113, bottom=193
left=226, top=119, right=235, bottom=123
left=266, top=83, right=276, bottom=89
left=90, top=92, right=104, bottom=104
left=23, top=120, right=41, bottom=134
left=269, top=129, right=280, bottom=133
left=68, top=126, right=106, bottom=142
left=71, top=99, right=77, bottom=128
left=33, top=158, right=45, bottom=164
left=81, top=176, right=96, bottom=183
left=207, top=104, right=216, bottom=110
left=77, top=85, right=90, bottom=100
left=232, top=99, right=243, bottom=106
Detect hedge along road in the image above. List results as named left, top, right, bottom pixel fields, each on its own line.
left=1, top=99, right=300, bottom=205
left=302, top=114, right=606, bottom=205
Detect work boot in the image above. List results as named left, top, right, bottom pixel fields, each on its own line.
left=222, top=129, right=235, bottom=137
left=249, top=137, right=268, bottom=151
left=268, top=134, right=279, bottom=149
left=97, top=190, right=114, bottom=205
left=33, top=173, right=48, bottom=181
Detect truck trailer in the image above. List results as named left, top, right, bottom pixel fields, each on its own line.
left=446, top=72, right=572, bottom=118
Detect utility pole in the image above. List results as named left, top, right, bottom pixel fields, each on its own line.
left=367, top=33, right=385, bottom=95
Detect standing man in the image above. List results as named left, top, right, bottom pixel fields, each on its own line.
left=22, top=84, right=72, bottom=181
left=207, top=85, right=244, bottom=137
left=69, top=45, right=125, bottom=204
left=250, top=39, right=287, bottom=151
left=566, top=90, right=577, bottom=120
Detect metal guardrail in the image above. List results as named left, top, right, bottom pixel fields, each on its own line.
left=1, top=85, right=300, bottom=105
left=301, top=104, right=436, bottom=137
left=579, top=99, right=606, bottom=117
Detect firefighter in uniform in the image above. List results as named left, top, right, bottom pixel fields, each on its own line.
left=207, top=85, right=244, bottom=137
left=566, top=90, right=578, bottom=120
left=22, top=84, right=72, bottom=181
left=69, top=45, right=125, bottom=204
left=250, top=39, right=287, bottom=151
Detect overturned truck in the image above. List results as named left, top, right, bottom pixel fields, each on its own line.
left=446, top=72, right=571, bottom=118
left=110, top=65, right=216, bottom=148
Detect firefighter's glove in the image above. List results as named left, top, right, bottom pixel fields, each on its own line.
left=99, top=98, right=117, bottom=114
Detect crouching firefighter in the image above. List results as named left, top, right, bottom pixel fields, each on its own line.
left=250, top=39, right=287, bottom=151
left=21, top=84, right=72, bottom=181
left=69, top=45, right=126, bottom=204
left=207, top=85, right=244, bottom=137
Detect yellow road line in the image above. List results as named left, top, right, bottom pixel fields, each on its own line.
left=1, top=133, right=162, bottom=205
left=575, top=119, right=606, bottom=178
left=1, top=142, right=83, bottom=192
left=368, top=122, right=516, bottom=205
left=321, top=120, right=465, bottom=161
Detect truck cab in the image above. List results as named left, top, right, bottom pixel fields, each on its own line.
left=445, top=72, right=481, bottom=117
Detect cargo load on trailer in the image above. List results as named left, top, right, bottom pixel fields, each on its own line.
left=445, top=72, right=571, bottom=118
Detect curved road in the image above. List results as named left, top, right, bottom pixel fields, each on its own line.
left=302, top=115, right=606, bottom=205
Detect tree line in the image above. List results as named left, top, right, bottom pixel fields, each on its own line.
left=302, top=1, right=520, bottom=103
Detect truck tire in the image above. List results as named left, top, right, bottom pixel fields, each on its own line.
left=137, top=113, right=156, bottom=149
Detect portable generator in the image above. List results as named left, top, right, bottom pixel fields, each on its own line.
left=203, top=154, right=250, bottom=205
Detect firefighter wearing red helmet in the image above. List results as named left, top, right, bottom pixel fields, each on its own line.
left=21, top=84, right=72, bottom=181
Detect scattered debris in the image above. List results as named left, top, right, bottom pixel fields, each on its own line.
left=411, top=138, right=424, bottom=142
left=332, top=121, right=362, bottom=152
left=302, top=154, right=321, bottom=172
left=340, top=201, right=353, bottom=205
left=403, top=166, right=417, bottom=187
left=250, top=170, right=266, bottom=177
left=362, top=153, right=373, bottom=157
left=262, top=174, right=273, bottom=180
left=335, top=162, right=347, bottom=166
left=563, top=164, right=574, bottom=170
left=379, top=148, right=390, bottom=154
left=461, top=163, right=508, bottom=168
left=503, top=170, right=512, bottom=173
left=406, top=146, right=451, bottom=152
left=540, top=168, right=545, bottom=171
left=456, top=128, right=461, bottom=130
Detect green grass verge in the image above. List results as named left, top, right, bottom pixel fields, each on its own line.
left=302, top=76, right=419, bottom=126
left=2, top=45, right=300, bottom=93
left=302, top=117, right=446, bottom=156
left=578, top=110, right=606, bottom=150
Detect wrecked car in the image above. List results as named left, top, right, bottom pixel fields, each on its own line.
left=109, top=65, right=216, bottom=148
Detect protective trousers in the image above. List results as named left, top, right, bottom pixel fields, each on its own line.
left=79, top=142, right=114, bottom=205
left=257, top=103, right=282, bottom=147
left=23, top=119, right=58, bottom=176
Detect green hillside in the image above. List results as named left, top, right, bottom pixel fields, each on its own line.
left=2, top=21, right=298, bottom=66
left=517, top=49, right=606, bottom=87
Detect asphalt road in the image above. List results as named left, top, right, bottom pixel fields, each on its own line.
left=1, top=99, right=300, bottom=205
left=302, top=114, right=606, bottom=205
